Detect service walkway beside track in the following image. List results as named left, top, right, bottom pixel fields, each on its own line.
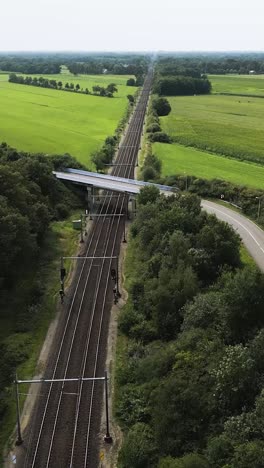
left=53, top=168, right=177, bottom=195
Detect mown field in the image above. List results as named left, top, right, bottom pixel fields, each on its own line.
left=154, top=142, right=264, bottom=190
left=0, top=74, right=135, bottom=165
left=160, top=94, right=264, bottom=164
left=209, top=74, right=264, bottom=96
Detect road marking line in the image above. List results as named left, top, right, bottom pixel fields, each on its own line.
left=202, top=202, right=264, bottom=254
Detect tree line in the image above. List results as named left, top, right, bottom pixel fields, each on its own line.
left=0, top=143, right=86, bottom=431
left=67, top=58, right=148, bottom=76
left=0, top=53, right=150, bottom=76
left=0, top=57, right=61, bottom=74
left=8, top=74, right=118, bottom=98
left=156, top=53, right=264, bottom=75
left=153, top=76, right=212, bottom=96
left=116, top=186, right=264, bottom=467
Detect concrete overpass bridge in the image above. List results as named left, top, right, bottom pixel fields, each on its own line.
left=53, top=168, right=177, bottom=196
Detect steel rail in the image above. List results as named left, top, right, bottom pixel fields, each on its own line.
left=81, top=75, right=152, bottom=465
left=68, top=76, right=152, bottom=465
left=27, top=211, right=115, bottom=467
left=69, top=194, right=125, bottom=468
left=46, top=124, right=143, bottom=464
left=28, top=155, right=135, bottom=465
left=25, top=126, right=138, bottom=466
left=69, top=85, right=151, bottom=461
left=24, top=71, right=152, bottom=467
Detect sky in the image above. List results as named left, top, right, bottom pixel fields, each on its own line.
left=1, top=0, right=264, bottom=52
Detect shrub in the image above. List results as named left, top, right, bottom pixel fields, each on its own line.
left=146, top=123, right=161, bottom=133
left=149, top=132, right=171, bottom=143
left=55, top=203, right=69, bottom=219
left=142, top=166, right=158, bottom=181
left=158, top=454, right=210, bottom=468
left=126, top=78, right=136, bottom=86
left=152, top=97, right=171, bottom=116
left=118, top=423, right=157, bottom=468
left=144, top=153, right=162, bottom=173
left=0, top=334, right=32, bottom=385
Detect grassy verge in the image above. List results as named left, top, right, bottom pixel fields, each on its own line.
left=240, top=245, right=257, bottom=268
left=0, top=210, right=82, bottom=465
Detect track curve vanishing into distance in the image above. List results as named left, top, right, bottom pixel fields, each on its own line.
left=21, top=71, right=153, bottom=468
left=202, top=200, right=264, bottom=272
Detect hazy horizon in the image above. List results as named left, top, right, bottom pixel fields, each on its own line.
left=1, top=0, right=264, bottom=53
left=1, top=50, right=264, bottom=54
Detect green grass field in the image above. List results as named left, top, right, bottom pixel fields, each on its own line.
left=0, top=74, right=135, bottom=165
left=154, top=142, right=264, bottom=190
left=209, top=74, right=264, bottom=96
left=160, top=94, right=264, bottom=164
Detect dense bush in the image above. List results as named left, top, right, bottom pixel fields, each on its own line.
left=142, top=166, right=157, bottom=181
left=118, top=423, right=157, bottom=467
left=148, top=132, right=172, bottom=143
left=116, top=187, right=264, bottom=466
left=0, top=143, right=84, bottom=288
left=145, top=98, right=171, bottom=145
left=146, top=123, right=161, bottom=133
left=152, top=97, right=171, bottom=116
left=91, top=134, right=118, bottom=171
left=126, top=78, right=136, bottom=86
left=0, top=142, right=85, bottom=436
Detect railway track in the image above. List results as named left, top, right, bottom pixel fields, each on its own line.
left=22, top=70, right=153, bottom=468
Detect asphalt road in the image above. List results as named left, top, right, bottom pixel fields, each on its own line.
left=201, top=200, right=264, bottom=273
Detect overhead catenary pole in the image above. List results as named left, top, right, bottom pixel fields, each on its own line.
left=104, top=370, right=112, bottom=443
left=14, top=374, right=113, bottom=444
left=60, top=256, right=66, bottom=303
left=90, top=185, right=94, bottom=219
left=126, top=193, right=129, bottom=220
left=14, top=374, right=23, bottom=446
left=123, top=214, right=127, bottom=243
left=80, top=214, right=84, bottom=243
left=116, top=257, right=120, bottom=297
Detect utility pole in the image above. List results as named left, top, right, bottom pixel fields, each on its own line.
left=14, top=374, right=113, bottom=445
